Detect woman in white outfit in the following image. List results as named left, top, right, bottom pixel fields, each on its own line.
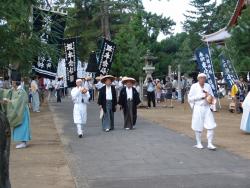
left=71, top=79, right=90, bottom=138
left=188, top=73, right=217, bottom=150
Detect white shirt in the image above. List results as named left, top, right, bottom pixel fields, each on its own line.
left=31, top=80, right=38, bottom=92
left=0, top=80, right=3, bottom=88
left=172, top=80, right=178, bottom=89
left=135, top=85, right=140, bottom=94
left=188, top=83, right=213, bottom=108
left=126, top=87, right=133, bottom=100
left=147, top=82, right=155, bottom=92
left=71, top=86, right=90, bottom=104
left=106, top=86, right=112, bottom=100
left=118, top=80, right=123, bottom=89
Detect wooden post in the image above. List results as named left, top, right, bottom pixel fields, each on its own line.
left=101, top=0, right=111, bottom=40
left=0, top=112, right=11, bottom=188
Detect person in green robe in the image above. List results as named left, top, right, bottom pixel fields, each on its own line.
left=2, top=74, right=31, bottom=149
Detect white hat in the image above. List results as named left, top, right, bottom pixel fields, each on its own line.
left=197, top=73, right=207, bottom=78
left=85, top=76, right=92, bottom=81
left=100, top=75, right=115, bottom=83
left=122, top=77, right=136, bottom=84
left=76, top=79, right=82, bottom=83
left=95, top=76, right=102, bottom=81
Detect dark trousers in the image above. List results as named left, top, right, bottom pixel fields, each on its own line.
left=123, top=99, right=134, bottom=129
left=147, top=91, right=156, bottom=107
left=89, top=89, right=94, bottom=101
left=102, top=100, right=114, bottom=130
left=56, top=89, right=61, bottom=103
left=181, top=89, right=186, bottom=103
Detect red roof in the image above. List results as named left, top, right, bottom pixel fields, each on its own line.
left=203, top=0, right=248, bottom=43
left=227, top=0, right=246, bottom=28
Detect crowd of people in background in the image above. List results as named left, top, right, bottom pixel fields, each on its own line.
left=144, top=75, right=191, bottom=109
left=1, top=73, right=250, bottom=114
left=1, top=71, right=250, bottom=148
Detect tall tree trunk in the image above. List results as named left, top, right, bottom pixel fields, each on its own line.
left=101, top=0, right=111, bottom=40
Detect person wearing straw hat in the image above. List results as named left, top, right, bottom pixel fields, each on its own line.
left=98, top=75, right=117, bottom=132
left=71, top=79, right=90, bottom=138
left=188, top=73, right=217, bottom=150
left=118, top=77, right=141, bottom=130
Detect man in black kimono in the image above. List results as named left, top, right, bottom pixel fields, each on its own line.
left=98, top=75, right=117, bottom=132
left=118, top=77, right=141, bottom=130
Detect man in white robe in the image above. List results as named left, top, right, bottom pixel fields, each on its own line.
left=240, top=92, right=250, bottom=133
left=71, top=79, right=90, bottom=138
left=188, top=73, right=217, bottom=150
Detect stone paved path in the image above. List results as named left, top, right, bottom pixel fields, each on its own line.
left=50, top=99, right=250, bottom=188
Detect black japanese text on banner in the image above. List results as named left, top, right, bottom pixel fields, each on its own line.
left=32, top=7, right=66, bottom=79
left=219, top=54, right=238, bottom=89
left=98, top=39, right=116, bottom=75
left=64, top=38, right=77, bottom=87
left=195, top=47, right=218, bottom=97
left=32, top=56, right=57, bottom=79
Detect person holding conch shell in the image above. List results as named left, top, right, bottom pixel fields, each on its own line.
left=188, top=73, right=217, bottom=150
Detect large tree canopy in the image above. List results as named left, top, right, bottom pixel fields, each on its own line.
left=0, top=0, right=248, bottom=78
left=225, top=6, right=250, bottom=75
left=0, top=0, right=61, bottom=74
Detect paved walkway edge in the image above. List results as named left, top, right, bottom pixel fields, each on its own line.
left=49, top=104, right=88, bottom=188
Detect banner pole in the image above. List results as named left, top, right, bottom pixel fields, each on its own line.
left=206, top=41, right=221, bottom=109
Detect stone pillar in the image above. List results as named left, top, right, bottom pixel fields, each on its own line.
left=138, top=77, right=143, bottom=100
left=168, top=65, right=171, bottom=77
left=177, top=64, right=182, bottom=101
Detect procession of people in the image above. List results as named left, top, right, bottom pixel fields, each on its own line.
left=1, top=69, right=250, bottom=152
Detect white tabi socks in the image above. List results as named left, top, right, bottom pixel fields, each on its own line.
left=207, top=129, right=216, bottom=150
left=194, top=131, right=204, bottom=149
left=76, top=124, right=83, bottom=138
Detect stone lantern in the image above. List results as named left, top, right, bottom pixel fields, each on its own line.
left=142, top=50, right=157, bottom=84
left=138, top=50, right=157, bottom=102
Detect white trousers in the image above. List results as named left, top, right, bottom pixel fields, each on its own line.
left=195, top=129, right=215, bottom=145
left=76, top=124, right=83, bottom=135
left=192, top=105, right=216, bottom=132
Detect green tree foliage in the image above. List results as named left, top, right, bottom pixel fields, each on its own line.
left=153, top=32, right=188, bottom=77
left=0, top=0, right=36, bottom=68
left=225, top=7, right=250, bottom=75
left=183, top=0, right=217, bottom=35
left=112, top=10, right=175, bottom=78
left=210, top=0, right=237, bottom=31
left=62, top=0, right=175, bottom=78
left=0, top=0, right=60, bottom=74
left=179, top=0, right=239, bottom=75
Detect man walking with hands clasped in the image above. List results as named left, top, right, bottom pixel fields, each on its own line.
left=188, top=73, right=217, bottom=150
left=71, top=79, right=90, bottom=138
left=98, top=75, right=117, bottom=132
left=118, top=77, right=141, bottom=130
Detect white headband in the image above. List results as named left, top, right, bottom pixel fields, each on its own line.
left=197, top=73, right=207, bottom=78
